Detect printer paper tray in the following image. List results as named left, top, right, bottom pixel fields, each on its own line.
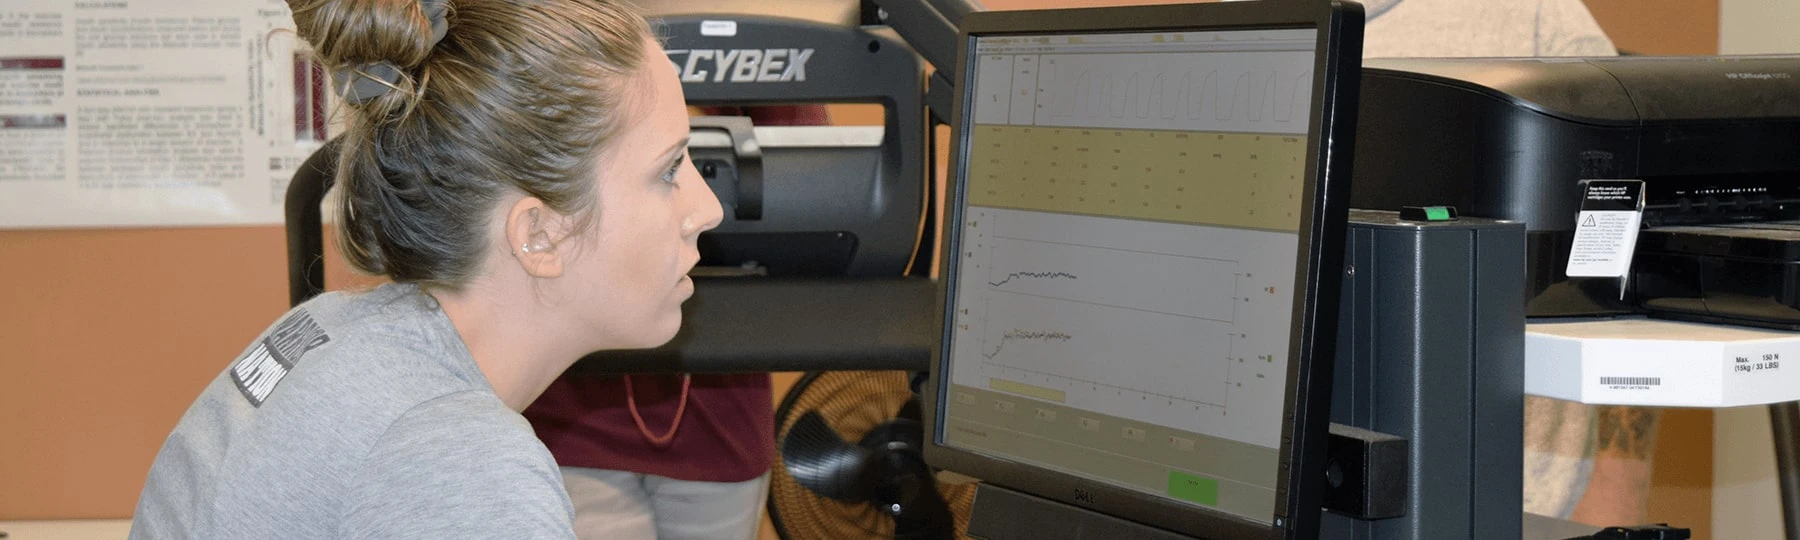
left=1636, top=223, right=1800, bottom=330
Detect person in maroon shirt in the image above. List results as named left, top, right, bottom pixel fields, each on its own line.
left=525, top=105, right=829, bottom=540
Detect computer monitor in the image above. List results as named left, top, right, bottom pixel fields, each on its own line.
left=924, top=2, right=1363, bottom=538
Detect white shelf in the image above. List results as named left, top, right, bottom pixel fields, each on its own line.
left=1526, top=317, right=1800, bottom=407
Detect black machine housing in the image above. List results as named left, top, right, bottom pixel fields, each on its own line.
left=1350, top=56, right=1800, bottom=327
left=657, top=8, right=928, bottom=278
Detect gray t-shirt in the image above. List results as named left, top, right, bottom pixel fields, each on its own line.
left=1361, top=0, right=1618, bottom=58
left=130, top=283, right=576, bottom=539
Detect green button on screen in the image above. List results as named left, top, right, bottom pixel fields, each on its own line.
left=1167, top=471, right=1219, bottom=506
left=1424, top=206, right=1451, bottom=221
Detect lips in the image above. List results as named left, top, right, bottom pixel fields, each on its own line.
left=676, top=250, right=700, bottom=289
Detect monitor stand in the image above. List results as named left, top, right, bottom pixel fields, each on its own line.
left=964, top=484, right=1193, bottom=540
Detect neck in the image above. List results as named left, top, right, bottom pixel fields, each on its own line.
left=431, top=283, right=585, bottom=412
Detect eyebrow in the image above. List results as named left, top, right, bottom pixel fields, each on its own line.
left=659, top=136, right=690, bottom=162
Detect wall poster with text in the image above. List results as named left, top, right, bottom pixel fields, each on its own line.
left=1, top=0, right=331, bottom=229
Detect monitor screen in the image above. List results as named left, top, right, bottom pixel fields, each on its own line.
left=929, top=3, right=1361, bottom=537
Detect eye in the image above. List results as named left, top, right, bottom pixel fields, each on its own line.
left=660, top=153, right=686, bottom=185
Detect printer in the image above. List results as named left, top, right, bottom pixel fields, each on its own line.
left=1350, top=56, right=1800, bottom=329
left=1321, top=56, right=1800, bottom=539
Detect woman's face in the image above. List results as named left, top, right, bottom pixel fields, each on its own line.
left=562, top=41, right=723, bottom=349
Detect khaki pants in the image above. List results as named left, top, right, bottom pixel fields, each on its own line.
left=560, top=466, right=770, bottom=540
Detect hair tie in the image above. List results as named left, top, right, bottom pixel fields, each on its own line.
left=330, top=0, right=449, bottom=104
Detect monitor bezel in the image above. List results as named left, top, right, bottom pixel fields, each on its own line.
left=922, top=2, right=1364, bottom=539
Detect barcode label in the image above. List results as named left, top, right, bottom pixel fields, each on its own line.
left=1600, top=376, right=1661, bottom=386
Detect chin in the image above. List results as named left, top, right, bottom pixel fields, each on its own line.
left=630, top=313, right=683, bottom=349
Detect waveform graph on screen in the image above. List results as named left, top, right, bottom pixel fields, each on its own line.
left=987, top=270, right=1078, bottom=288
left=982, top=234, right=1239, bottom=323
left=950, top=204, right=1300, bottom=439
left=965, top=228, right=1247, bottom=414
left=981, top=328, right=1073, bottom=360
left=972, top=282, right=1238, bottom=416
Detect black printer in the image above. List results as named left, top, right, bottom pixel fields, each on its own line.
left=1350, top=56, right=1800, bottom=328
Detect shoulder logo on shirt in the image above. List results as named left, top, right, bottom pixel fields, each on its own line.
left=230, top=310, right=331, bottom=407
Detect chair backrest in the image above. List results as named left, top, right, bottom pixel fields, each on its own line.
left=284, top=138, right=342, bottom=308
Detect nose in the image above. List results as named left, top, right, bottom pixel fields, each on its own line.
left=682, top=156, right=724, bottom=236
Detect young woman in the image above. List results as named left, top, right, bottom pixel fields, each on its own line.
left=524, top=104, right=832, bottom=540
left=128, top=0, right=721, bottom=537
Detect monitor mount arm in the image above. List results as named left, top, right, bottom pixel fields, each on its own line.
left=866, top=0, right=981, bottom=124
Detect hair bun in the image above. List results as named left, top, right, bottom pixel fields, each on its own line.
left=291, top=0, right=451, bottom=104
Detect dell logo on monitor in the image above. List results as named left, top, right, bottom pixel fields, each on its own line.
left=1073, top=488, right=1096, bottom=505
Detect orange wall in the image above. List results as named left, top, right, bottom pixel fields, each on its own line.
left=1, top=228, right=290, bottom=518
left=1586, top=0, right=1720, bottom=55
left=1, top=0, right=1722, bottom=522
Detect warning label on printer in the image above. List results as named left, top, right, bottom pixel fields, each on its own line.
left=1567, top=180, right=1645, bottom=278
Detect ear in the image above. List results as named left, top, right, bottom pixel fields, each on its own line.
left=505, top=197, right=564, bottom=278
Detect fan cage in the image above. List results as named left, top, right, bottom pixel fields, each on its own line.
left=767, top=370, right=977, bottom=540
